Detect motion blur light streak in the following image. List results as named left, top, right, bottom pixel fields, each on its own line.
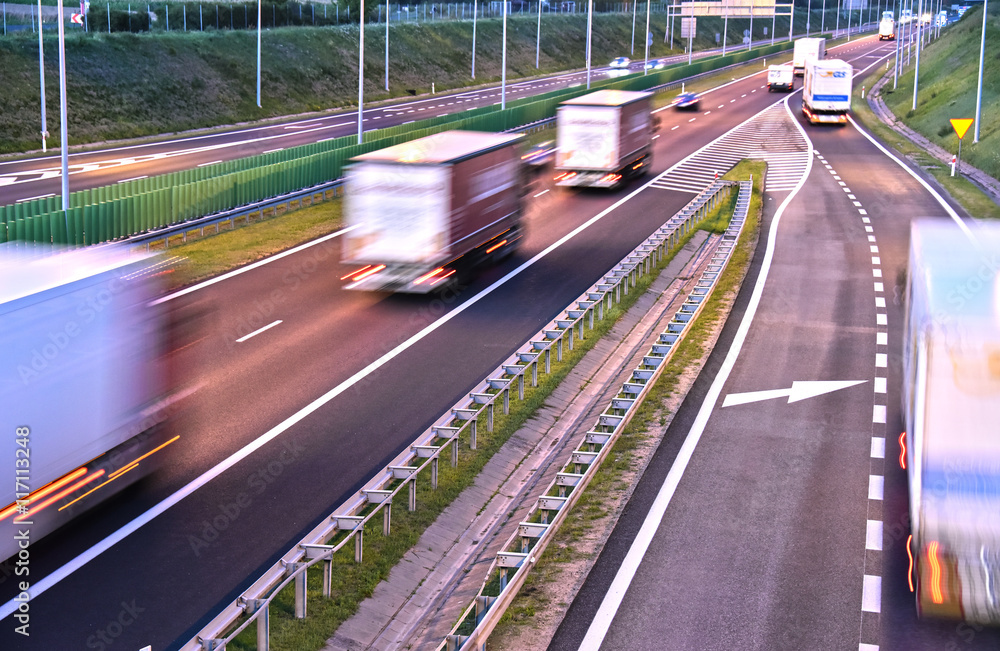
left=908, top=534, right=915, bottom=592
left=0, top=467, right=89, bottom=521
left=351, top=265, right=386, bottom=282
left=341, top=265, right=373, bottom=281
left=106, top=435, right=180, bottom=481
left=485, top=240, right=508, bottom=254
left=899, top=431, right=907, bottom=469
left=929, top=541, right=945, bottom=604
left=413, top=267, right=446, bottom=285
left=15, top=470, right=106, bottom=522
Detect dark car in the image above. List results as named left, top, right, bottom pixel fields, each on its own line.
left=521, top=140, right=555, bottom=168
left=675, top=92, right=700, bottom=111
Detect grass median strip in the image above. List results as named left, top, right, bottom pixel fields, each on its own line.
left=489, top=160, right=764, bottom=648
left=221, top=183, right=744, bottom=651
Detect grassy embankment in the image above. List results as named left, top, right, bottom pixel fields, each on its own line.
left=853, top=5, right=1000, bottom=219
left=490, top=159, right=765, bottom=645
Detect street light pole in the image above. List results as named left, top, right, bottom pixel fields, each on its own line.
left=472, top=0, right=477, bottom=78
left=644, top=0, right=651, bottom=73
left=631, top=0, right=636, bottom=54
left=586, top=0, right=592, bottom=88
left=974, top=0, right=987, bottom=142
left=358, top=0, right=364, bottom=144
left=38, top=0, right=47, bottom=152
left=501, top=0, right=507, bottom=108
left=384, top=0, right=388, bottom=90
left=536, top=0, right=541, bottom=68
left=912, top=0, right=921, bottom=110
left=722, top=0, right=729, bottom=55
left=56, top=0, right=70, bottom=231
left=256, top=0, right=261, bottom=107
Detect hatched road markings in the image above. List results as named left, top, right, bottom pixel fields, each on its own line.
left=651, top=103, right=810, bottom=194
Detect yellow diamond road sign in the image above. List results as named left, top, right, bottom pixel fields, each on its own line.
left=951, top=119, right=974, bottom=140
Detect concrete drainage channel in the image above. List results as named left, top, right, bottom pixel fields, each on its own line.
left=182, top=179, right=747, bottom=651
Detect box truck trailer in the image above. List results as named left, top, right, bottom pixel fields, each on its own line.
left=802, top=59, right=853, bottom=125
left=902, top=219, right=1000, bottom=624
left=793, top=37, right=826, bottom=76
left=554, top=89, right=654, bottom=189
left=341, top=130, right=526, bottom=293
left=0, top=245, right=177, bottom=562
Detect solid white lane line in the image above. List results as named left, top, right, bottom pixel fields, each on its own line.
left=118, top=176, right=148, bottom=183
left=197, top=160, right=223, bottom=167
left=578, top=95, right=814, bottom=650
left=236, top=320, right=282, bottom=343
left=153, top=226, right=358, bottom=305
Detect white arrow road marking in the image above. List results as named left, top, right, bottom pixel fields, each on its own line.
left=722, top=380, right=867, bottom=407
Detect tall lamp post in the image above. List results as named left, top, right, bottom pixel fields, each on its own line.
left=586, top=0, right=593, bottom=88
left=38, top=0, right=48, bottom=152
left=974, top=0, right=987, bottom=142
left=358, top=0, right=364, bottom=143
left=256, top=0, right=261, bottom=107
left=501, top=0, right=507, bottom=108
left=56, top=0, right=70, bottom=238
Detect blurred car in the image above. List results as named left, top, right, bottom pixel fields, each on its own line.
left=675, top=92, right=700, bottom=110
left=609, top=56, right=631, bottom=69
left=521, top=140, right=555, bottom=168
left=644, top=58, right=667, bottom=71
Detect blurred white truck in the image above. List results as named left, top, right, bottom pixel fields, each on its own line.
left=767, top=64, right=795, bottom=92
left=802, top=59, right=853, bottom=125
left=554, top=89, right=654, bottom=189
left=0, top=245, right=174, bottom=562
left=880, top=14, right=896, bottom=39
left=902, top=219, right=1000, bottom=623
left=341, top=130, right=526, bottom=293
left=792, top=36, right=826, bottom=77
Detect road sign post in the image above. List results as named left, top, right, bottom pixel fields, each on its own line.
left=950, top=118, right=974, bottom=178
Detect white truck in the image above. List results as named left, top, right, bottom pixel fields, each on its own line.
left=879, top=14, right=896, bottom=39
left=0, top=245, right=175, bottom=563
left=767, top=64, right=795, bottom=92
left=554, top=89, right=654, bottom=189
left=902, top=219, right=1000, bottom=624
left=802, top=59, right=853, bottom=125
left=341, top=130, right=526, bottom=293
left=792, top=36, right=826, bottom=77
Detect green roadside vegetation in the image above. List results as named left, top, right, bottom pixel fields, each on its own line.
left=4, top=5, right=845, bottom=156
left=218, top=169, right=749, bottom=651
left=490, top=159, right=764, bottom=644
left=161, top=195, right=344, bottom=289
left=850, top=11, right=1000, bottom=221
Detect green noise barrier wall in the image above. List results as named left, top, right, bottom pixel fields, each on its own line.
left=0, top=41, right=791, bottom=245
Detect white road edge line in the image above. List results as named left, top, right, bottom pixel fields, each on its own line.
left=6, top=110, right=781, bottom=618
left=847, top=116, right=973, bottom=238
left=578, top=93, right=813, bottom=650
left=236, top=319, right=282, bottom=343
left=152, top=227, right=358, bottom=305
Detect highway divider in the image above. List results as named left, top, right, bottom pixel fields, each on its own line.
left=442, top=178, right=752, bottom=650
left=0, top=41, right=791, bottom=247
left=181, top=178, right=744, bottom=651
